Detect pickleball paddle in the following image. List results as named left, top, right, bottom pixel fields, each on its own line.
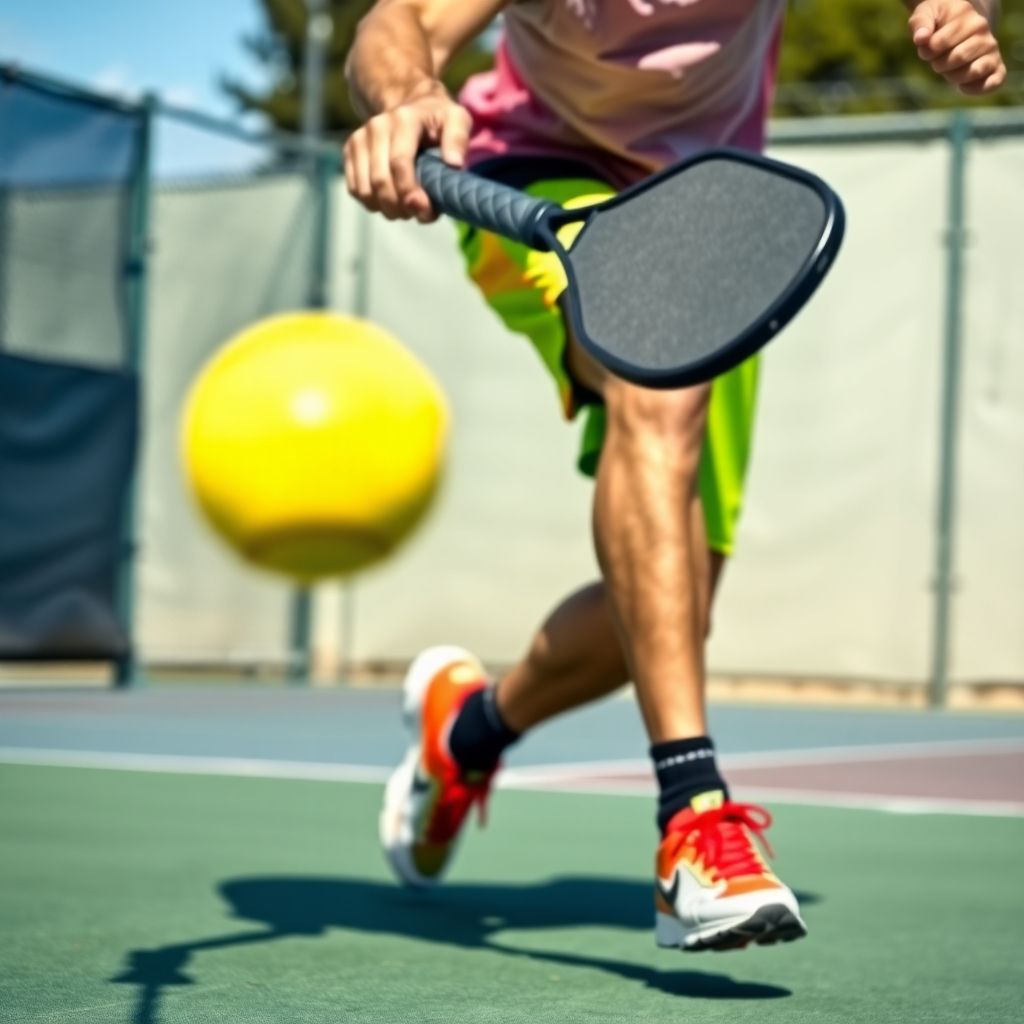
left=415, top=148, right=844, bottom=389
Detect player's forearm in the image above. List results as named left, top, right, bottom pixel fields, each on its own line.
left=348, top=0, right=507, bottom=120
left=347, top=3, right=441, bottom=119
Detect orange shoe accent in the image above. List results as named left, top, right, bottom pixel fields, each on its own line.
left=420, top=663, right=486, bottom=778
left=721, top=875, right=783, bottom=897
left=381, top=647, right=502, bottom=887
left=415, top=660, right=495, bottom=846
left=658, top=801, right=781, bottom=889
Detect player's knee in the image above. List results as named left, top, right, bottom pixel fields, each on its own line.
left=604, top=378, right=710, bottom=462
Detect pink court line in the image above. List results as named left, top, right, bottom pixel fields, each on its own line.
left=499, top=737, right=1024, bottom=785
left=504, top=775, right=1024, bottom=819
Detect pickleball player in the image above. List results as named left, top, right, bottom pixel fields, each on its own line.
left=344, top=0, right=1007, bottom=951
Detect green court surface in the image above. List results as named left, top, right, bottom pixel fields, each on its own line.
left=1, top=764, right=1022, bottom=1024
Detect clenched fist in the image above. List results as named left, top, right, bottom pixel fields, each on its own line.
left=908, top=0, right=1007, bottom=95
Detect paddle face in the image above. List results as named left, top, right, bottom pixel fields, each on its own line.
left=548, top=151, right=844, bottom=388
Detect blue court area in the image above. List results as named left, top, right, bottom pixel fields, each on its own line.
left=3, top=683, right=1024, bottom=767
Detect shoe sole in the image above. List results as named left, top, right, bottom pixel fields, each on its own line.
left=657, top=904, right=808, bottom=952
left=379, top=747, right=429, bottom=886
left=379, top=646, right=483, bottom=888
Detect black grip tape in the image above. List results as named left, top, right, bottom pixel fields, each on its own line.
left=415, top=149, right=557, bottom=249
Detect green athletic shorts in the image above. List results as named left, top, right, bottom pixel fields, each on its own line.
left=456, top=159, right=760, bottom=556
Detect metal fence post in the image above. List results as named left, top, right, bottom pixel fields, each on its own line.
left=287, top=145, right=339, bottom=685
left=928, top=110, right=970, bottom=709
left=302, top=0, right=331, bottom=145
left=287, top=587, right=313, bottom=685
left=114, top=93, right=156, bottom=688
left=336, top=207, right=374, bottom=688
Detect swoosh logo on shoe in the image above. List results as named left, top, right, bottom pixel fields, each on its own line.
left=411, top=772, right=432, bottom=796
left=658, top=870, right=680, bottom=907
left=659, top=863, right=722, bottom=908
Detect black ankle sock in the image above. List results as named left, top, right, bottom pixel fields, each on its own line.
left=448, top=687, right=520, bottom=773
left=651, top=736, right=729, bottom=833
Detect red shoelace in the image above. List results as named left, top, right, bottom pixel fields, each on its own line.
left=424, top=768, right=496, bottom=844
left=664, top=802, right=776, bottom=881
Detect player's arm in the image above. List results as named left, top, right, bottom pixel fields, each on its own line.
left=903, top=1, right=1007, bottom=94
left=345, top=0, right=508, bottom=222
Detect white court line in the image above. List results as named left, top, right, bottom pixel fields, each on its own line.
left=0, top=747, right=392, bottom=783
left=1, top=742, right=1023, bottom=818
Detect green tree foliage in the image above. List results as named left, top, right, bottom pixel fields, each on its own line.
left=222, top=0, right=493, bottom=137
left=777, top=0, right=1024, bottom=115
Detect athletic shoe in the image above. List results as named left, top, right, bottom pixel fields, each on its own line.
left=655, top=797, right=807, bottom=951
left=379, top=645, right=496, bottom=887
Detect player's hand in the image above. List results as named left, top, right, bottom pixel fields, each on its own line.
left=907, top=0, right=1007, bottom=95
left=344, top=81, right=471, bottom=222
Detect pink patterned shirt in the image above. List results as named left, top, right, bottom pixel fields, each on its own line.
left=461, top=0, right=786, bottom=187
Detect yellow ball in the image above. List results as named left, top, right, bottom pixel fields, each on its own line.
left=181, top=312, right=448, bottom=582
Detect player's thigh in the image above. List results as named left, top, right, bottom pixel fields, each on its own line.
left=457, top=164, right=617, bottom=418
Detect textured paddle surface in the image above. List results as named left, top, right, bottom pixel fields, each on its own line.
left=569, top=158, right=830, bottom=372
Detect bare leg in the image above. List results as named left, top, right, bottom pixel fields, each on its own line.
left=591, top=375, right=712, bottom=741
left=495, top=325, right=726, bottom=742
left=496, top=582, right=629, bottom=733
left=496, top=339, right=727, bottom=741
left=497, top=550, right=725, bottom=734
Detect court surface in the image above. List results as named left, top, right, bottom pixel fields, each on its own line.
left=2, top=684, right=1023, bottom=1023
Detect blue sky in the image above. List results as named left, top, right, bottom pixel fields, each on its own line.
left=2, top=1, right=279, bottom=175
left=2, top=0, right=264, bottom=114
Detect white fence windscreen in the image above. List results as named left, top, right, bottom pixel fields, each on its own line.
left=140, top=176, right=315, bottom=665
left=136, top=132, right=1024, bottom=685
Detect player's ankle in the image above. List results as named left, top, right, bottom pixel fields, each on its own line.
left=448, top=686, right=520, bottom=774
left=651, top=736, right=729, bottom=833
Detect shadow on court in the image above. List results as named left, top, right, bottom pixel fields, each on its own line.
left=111, top=876, right=819, bottom=1021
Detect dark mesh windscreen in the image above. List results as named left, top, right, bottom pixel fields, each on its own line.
left=0, top=352, right=137, bottom=658
left=569, top=156, right=831, bottom=373
left=0, top=75, right=140, bottom=369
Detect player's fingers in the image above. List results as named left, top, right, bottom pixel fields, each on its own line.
left=937, top=57, right=987, bottom=87
left=928, top=33, right=993, bottom=74
left=960, top=62, right=1007, bottom=94
left=344, top=130, right=381, bottom=213
left=366, top=115, right=402, bottom=219
left=926, top=10, right=989, bottom=57
left=343, top=139, right=356, bottom=194
left=439, top=104, right=472, bottom=167
left=908, top=3, right=937, bottom=46
left=944, top=53, right=1002, bottom=87
left=388, top=109, right=434, bottom=222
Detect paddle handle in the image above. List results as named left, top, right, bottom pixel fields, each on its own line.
left=415, top=149, right=558, bottom=249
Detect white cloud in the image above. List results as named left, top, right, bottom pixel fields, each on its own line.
left=90, top=64, right=202, bottom=109
left=91, top=64, right=142, bottom=101
left=160, top=83, right=200, bottom=108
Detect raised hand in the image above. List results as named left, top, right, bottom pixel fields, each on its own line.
left=908, top=0, right=1008, bottom=95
